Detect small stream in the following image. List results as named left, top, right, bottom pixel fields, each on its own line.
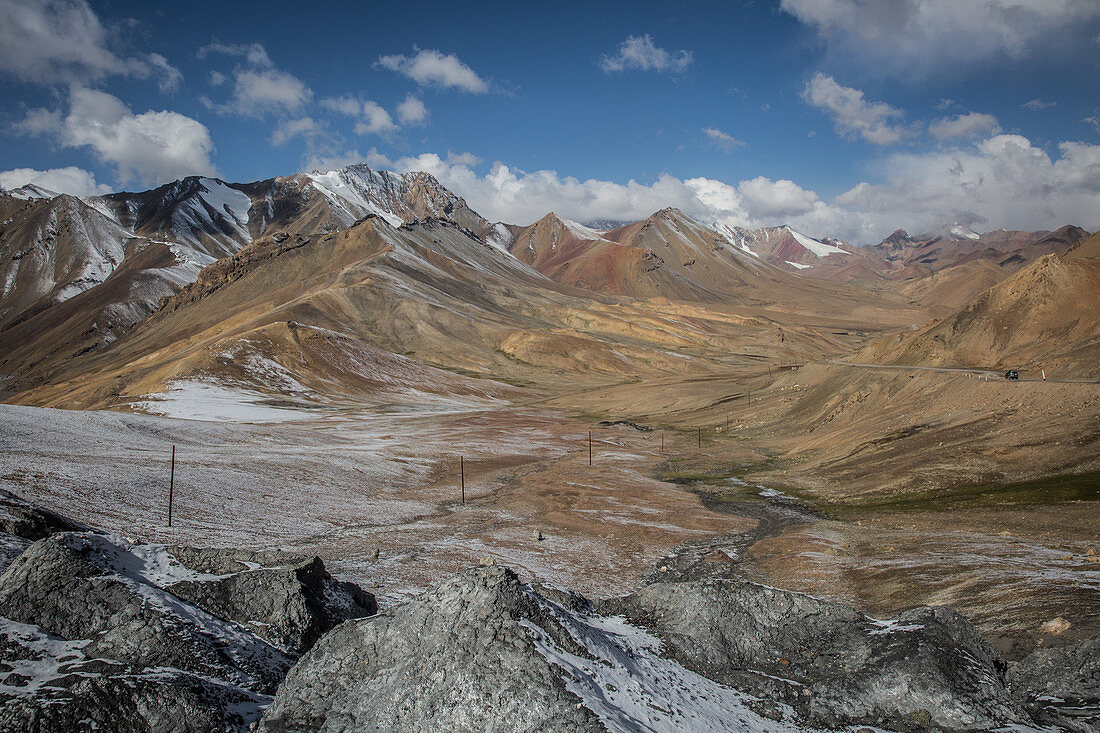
left=642, top=480, right=823, bottom=585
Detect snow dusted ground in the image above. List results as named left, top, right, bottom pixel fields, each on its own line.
left=0, top=399, right=579, bottom=601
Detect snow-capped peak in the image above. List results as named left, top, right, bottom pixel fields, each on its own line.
left=307, top=167, right=408, bottom=229
left=4, top=183, right=58, bottom=200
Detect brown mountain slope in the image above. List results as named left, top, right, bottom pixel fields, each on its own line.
left=8, top=209, right=926, bottom=410
left=864, top=231, right=1100, bottom=379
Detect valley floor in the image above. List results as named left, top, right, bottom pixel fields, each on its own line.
left=2, top=384, right=1097, bottom=660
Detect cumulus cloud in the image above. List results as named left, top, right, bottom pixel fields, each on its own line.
left=376, top=49, right=488, bottom=92
left=0, top=166, right=111, bottom=196
left=802, top=73, right=910, bottom=145
left=224, top=68, right=312, bottom=116
left=836, top=134, right=1100, bottom=234
left=600, top=34, right=693, bottom=73
left=781, top=0, right=1100, bottom=77
left=385, top=131, right=1100, bottom=243
left=198, top=41, right=311, bottom=118
left=321, top=96, right=397, bottom=136
left=19, top=87, right=217, bottom=187
left=0, top=0, right=183, bottom=89
left=396, top=95, right=428, bottom=126
left=271, top=116, right=320, bottom=146
left=702, top=127, right=745, bottom=151
left=929, top=112, right=1001, bottom=140
left=0, top=0, right=124, bottom=83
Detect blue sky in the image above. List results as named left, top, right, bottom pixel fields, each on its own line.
left=1, top=0, right=1099, bottom=242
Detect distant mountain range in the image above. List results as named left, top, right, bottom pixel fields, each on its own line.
left=0, top=163, right=1094, bottom=408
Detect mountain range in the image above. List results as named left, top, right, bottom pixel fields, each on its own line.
left=0, top=163, right=1096, bottom=495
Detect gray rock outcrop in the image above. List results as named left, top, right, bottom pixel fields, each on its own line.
left=1009, top=635, right=1100, bottom=732
left=259, top=565, right=606, bottom=733
left=599, top=578, right=1030, bottom=731
left=0, top=531, right=375, bottom=732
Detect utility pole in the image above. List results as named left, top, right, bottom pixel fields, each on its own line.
left=168, top=445, right=175, bottom=528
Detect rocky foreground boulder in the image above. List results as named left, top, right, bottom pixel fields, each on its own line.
left=0, top=488, right=89, bottom=571
left=259, top=564, right=1098, bottom=732
left=0, top=532, right=375, bottom=732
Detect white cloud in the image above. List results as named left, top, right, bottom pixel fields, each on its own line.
left=0, top=0, right=127, bottom=83
left=197, top=40, right=273, bottom=68
left=355, top=102, right=397, bottom=136
left=929, top=112, right=1001, bottom=140
left=0, top=166, right=111, bottom=196
left=802, top=73, right=910, bottom=145
left=14, top=107, right=63, bottom=136
left=781, top=0, right=1100, bottom=77
left=376, top=49, right=488, bottom=93
left=0, top=0, right=182, bottom=89
left=271, top=116, right=320, bottom=146
left=1085, top=116, right=1100, bottom=134
left=600, top=34, right=693, bottom=73
left=1023, top=98, right=1057, bottom=111
left=226, top=68, right=312, bottom=116
left=387, top=132, right=1100, bottom=243
left=736, top=177, right=820, bottom=219
left=320, top=96, right=361, bottom=117
left=146, top=53, right=183, bottom=94
left=835, top=134, right=1100, bottom=234
left=396, top=95, right=428, bottom=126
left=321, top=97, right=397, bottom=136
left=702, top=127, right=745, bottom=151
left=21, top=87, right=217, bottom=187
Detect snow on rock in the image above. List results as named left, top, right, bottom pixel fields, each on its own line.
left=484, top=222, right=515, bottom=253
left=525, top=605, right=811, bottom=732
left=3, top=184, right=57, bottom=200
left=307, top=168, right=406, bottom=228
left=170, top=178, right=254, bottom=245
left=785, top=260, right=813, bottom=270
left=786, top=227, right=850, bottom=257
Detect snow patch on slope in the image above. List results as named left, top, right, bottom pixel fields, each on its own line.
left=130, top=381, right=331, bottom=423
left=561, top=217, right=612, bottom=242
left=949, top=225, right=981, bottom=240
left=786, top=227, right=849, bottom=257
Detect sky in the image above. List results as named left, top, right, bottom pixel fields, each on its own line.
left=0, top=0, right=1098, bottom=243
